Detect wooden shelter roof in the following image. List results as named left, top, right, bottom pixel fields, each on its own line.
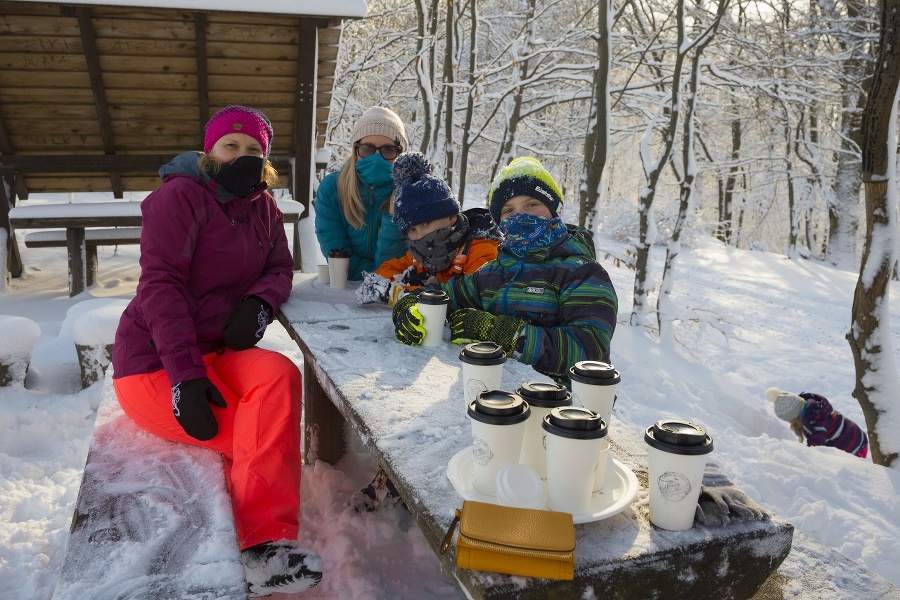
left=0, top=0, right=364, bottom=204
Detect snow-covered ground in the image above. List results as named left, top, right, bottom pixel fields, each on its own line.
left=1, top=193, right=899, bottom=599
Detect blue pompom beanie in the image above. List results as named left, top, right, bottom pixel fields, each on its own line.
left=391, top=153, right=460, bottom=234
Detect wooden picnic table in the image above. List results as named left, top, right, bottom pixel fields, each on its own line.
left=9, top=199, right=304, bottom=296
left=275, top=274, right=794, bottom=600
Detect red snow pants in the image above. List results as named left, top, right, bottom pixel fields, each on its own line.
left=113, top=348, right=302, bottom=550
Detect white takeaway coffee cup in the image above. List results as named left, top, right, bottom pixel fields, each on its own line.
left=416, top=289, right=450, bottom=348
left=458, top=342, right=506, bottom=413
left=644, top=419, right=714, bottom=531
left=516, top=381, right=572, bottom=479
left=327, top=249, right=350, bottom=289
left=543, top=406, right=608, bottom=516
left=317, top=264, right=330, bottom=284
left=569, top=361, right=620, bottom=432
left=468, top=390, right=530, bottom=496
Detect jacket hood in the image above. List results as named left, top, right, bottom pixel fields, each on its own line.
left=159, top=151, right=207, bottom=181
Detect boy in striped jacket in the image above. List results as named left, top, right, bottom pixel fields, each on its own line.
left=766, top=388, right=869, bottom=458
left=392, top=156, right=618, bottom=383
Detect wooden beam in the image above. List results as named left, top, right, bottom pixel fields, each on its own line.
left=75, top=7, right=123, bottom=197
left=0, top=153, right=293, bottom=175
left=293, top=18, right=318, bottom=218
left=194, top=13, right=210, bottom=136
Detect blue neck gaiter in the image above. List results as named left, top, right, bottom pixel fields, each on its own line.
left=499, top=213, right=566, bottom=257
left=355, top=154, right=393, bottom=187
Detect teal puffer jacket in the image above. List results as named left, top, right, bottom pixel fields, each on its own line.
left=314, top=170, right=408, bottom=280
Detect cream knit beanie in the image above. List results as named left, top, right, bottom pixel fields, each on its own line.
left=349, top=107, right=409, bottom=151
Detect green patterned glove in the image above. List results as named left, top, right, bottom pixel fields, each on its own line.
left=392, top=292, right=426, bottom=346
left=448, top=308, right=525, bottom=354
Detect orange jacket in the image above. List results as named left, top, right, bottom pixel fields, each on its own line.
left=375, top=236, right=499, bottom=284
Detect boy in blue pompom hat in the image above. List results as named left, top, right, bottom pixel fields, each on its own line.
left=355, top=152, right=501, bottom=307
left=766, top=388, right=869, bottom=458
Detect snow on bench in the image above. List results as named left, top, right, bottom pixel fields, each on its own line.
left=23, top=227, right=143, bottom=248
left=52, top=372, right=246, bottom=600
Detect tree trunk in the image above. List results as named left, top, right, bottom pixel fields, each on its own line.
left=578, top=0, right=610, bottom=230
left=457, top=0, right=478, bottom=207
left=847, top=0, right=900, bottom=468
left=630, top=0, right=688, bottom=327
left=443, top=0, right=456, bottom=186
left=657, top=0, right=727, bottom=338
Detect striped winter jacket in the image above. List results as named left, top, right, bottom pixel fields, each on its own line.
left=799, top=393, right=869, bottom=458
left=438, top=224, right=618, bottom=380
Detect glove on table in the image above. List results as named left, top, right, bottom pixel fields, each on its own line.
left=694, top=462, right=767, bottom=527
left=223, top=296, right=271, bottom=350
left=172, top=377, right=227, bottom=441
left=356, top=272, right=391, bottom=305
left=392, top=292, right=426, bottom=346
left=448, top=308, right=525, bottom=354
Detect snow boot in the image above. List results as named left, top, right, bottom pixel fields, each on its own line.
left=241, top=540, right=323, bottom=597
left=348, top=467, right=406, bottom=513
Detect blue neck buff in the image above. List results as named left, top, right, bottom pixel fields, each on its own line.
left=355, top=153, right=393, bottom=187
left=499, top=213, right=565, bottom=257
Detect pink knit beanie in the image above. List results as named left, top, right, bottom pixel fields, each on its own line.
left=203, top=105, right=273, bottom=156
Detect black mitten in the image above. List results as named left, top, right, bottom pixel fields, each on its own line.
left=172, top=378, right=227, bottom=441
left=224, top=296, right=271, bottom=350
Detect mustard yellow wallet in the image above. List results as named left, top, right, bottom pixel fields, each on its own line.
left=440, top=500, right=576, bottom=580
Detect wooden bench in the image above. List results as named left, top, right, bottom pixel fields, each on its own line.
left=275, top=274, right=795, bottom=600
left=9, top=199, right=305, bottom=296
left=24, top=228, right=142, bottom=289
left=53, top=373, right=247, bottom=600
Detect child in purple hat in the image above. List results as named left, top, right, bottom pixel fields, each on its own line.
left=766, top=388, right=869, bottom=458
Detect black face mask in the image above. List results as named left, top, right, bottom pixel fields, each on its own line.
left=211, top=155, right=266, bottom=196
left=409, top=215, right=469, bottom=273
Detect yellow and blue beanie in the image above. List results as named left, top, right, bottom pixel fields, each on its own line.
left=488, top=157, right=563, bottom=224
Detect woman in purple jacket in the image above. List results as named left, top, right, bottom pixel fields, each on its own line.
left=111, top=106, right=321, bottom=597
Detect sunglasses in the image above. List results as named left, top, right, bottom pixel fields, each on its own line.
left=355, top=142, right=402, bottom=161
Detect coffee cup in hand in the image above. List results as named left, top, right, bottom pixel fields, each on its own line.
left=416, top=289, right=450, bottom=347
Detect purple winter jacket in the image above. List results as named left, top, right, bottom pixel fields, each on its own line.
left=111, top=151, right=294, bottom=385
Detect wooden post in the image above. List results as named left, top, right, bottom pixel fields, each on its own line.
left=66, top=227, right=87, bottom=296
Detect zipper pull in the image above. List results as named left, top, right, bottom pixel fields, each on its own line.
left=440, top=509, right=461, bottom=554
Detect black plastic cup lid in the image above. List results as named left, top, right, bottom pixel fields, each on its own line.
left=459, top=341, right=506, bottom=366
left=541, top=406, right=607, bottom=439
left=417, top=289, right=449, bottom=305
left=468, top=390, right=530, bottom=425
left=644, top=419, right=714, bottom=455
left=515, top=381, right=572, bottom=408
left=569, top=361, right=621, bottom=385
left=328, top=249, right=350, bottom=258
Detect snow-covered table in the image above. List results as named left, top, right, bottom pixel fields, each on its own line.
left=8, top=199, right=304, bottom=296
left=276, top=275, right=795, bottom=599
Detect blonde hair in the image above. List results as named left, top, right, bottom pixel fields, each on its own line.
left=197, top=154, right=281, bottom=188
left=336, top=151, right=394, bottom=229
left=789, top=418, right=805, bottom=443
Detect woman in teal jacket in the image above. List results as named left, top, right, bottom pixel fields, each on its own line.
left=315, top=107, right=410, bottom=280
